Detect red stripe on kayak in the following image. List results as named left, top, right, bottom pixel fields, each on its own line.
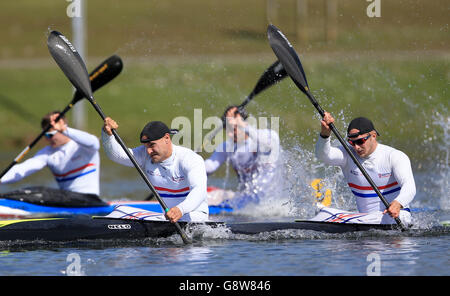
left=53, top=163, right=95, bottom=177
left=348, top=181, right=398, bottom=191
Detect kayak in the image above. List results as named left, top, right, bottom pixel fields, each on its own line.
left=0, top=216, right=400, bottom=243
left=0, top=198, right=232, bottom=218
left=1, top=204, right=447, bottom=245
left=0, top=187, right=233, bottom=218
left=0, top=179, right=327, bottom=218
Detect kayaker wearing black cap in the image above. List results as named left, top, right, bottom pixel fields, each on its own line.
left=102, top=117, right=209, bottom=223
left=315, top=112, right=416, bottom=225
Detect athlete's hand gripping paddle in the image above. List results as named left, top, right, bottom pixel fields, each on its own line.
left=198, top=60, right=287, bottom=152
left=267, top=24, right=406, bottom=231
left=47, top=30, right=192, bottom=244
left=0, top=55, right=123, bottom=180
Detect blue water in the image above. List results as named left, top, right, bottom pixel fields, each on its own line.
left=0, top=148, right=448, bottom=276
left=0, top=228, right=449, bottom=276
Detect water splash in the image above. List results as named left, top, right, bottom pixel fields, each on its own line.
left=432, top=110, right=449, bottom=210
left=413, top=108, right=449, bottom=211
left=179, top=223, right=450, bottom=243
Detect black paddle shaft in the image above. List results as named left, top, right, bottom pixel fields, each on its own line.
left=88, top=97, right=192, bottom=244
left=0, top=55, right=122, bottom=180
left=267, top=24, right=406, bottom=231
left=0, top=104, right=71, bottom=179
left=305, top=91, right=405, bottom=230
left=47, top=31, right=191, bottom=244
left=203, top=61, right=287, bottom=144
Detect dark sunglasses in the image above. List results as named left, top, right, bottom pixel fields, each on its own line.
left=44, top=130, right=58, bottom=139
left=347, top=134, right=371, bottom=146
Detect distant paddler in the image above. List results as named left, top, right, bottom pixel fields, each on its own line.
left=314, top=113, right=416, bottom=225
left=102, top=117, right=209, bottom=223
left=204, top=106, right=282, bottom=209
left=0, top=111, right=101, bottom=200
left=0, top=54, right=122, bottom=204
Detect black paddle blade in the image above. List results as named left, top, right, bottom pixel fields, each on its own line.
left=72, top=55, right=123, bottom=103
left=239, top=60, right=288, bottom=109
left=47, top=31, right=93, bottom=100
left=267, top=24, right=309, bottom=94
left=88, top=55, right=123, bottom=95
left=251, top=60, right=287, bottom=96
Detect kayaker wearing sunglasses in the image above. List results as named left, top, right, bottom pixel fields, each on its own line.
left=314, top=112, right=416, bottom=225
left=0, top=111, right=100, bottom=198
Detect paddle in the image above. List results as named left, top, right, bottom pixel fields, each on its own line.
left=47, top=30, right=192, bottom=244
left=0, top=54, right=123, bottom=180
left=237, top=60, right=288, bottom=110
left=267, top=24, right=406, bottom=231
left=198, top=60, right=287, bottom=152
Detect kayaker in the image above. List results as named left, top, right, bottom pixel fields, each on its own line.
left=204, top=106, right=281, bottom=208
left=102, top=118, right=209, bottom=223
left=0, top=111, right=100, bottom=197
left=315, top=112, right=416, bottom=225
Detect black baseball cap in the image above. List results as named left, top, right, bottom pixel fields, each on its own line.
left=347, top=117, right=380, bottom=138
left=140, top=121, right=178, bottom=143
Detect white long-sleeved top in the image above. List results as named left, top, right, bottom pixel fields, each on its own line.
left=101, top=130, right=208, bottom=221
left=1, top=127, right=100, bottom=195
left=315, top=135, right=416, bottom=213
left=204, top=125, right=280, bottom=192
